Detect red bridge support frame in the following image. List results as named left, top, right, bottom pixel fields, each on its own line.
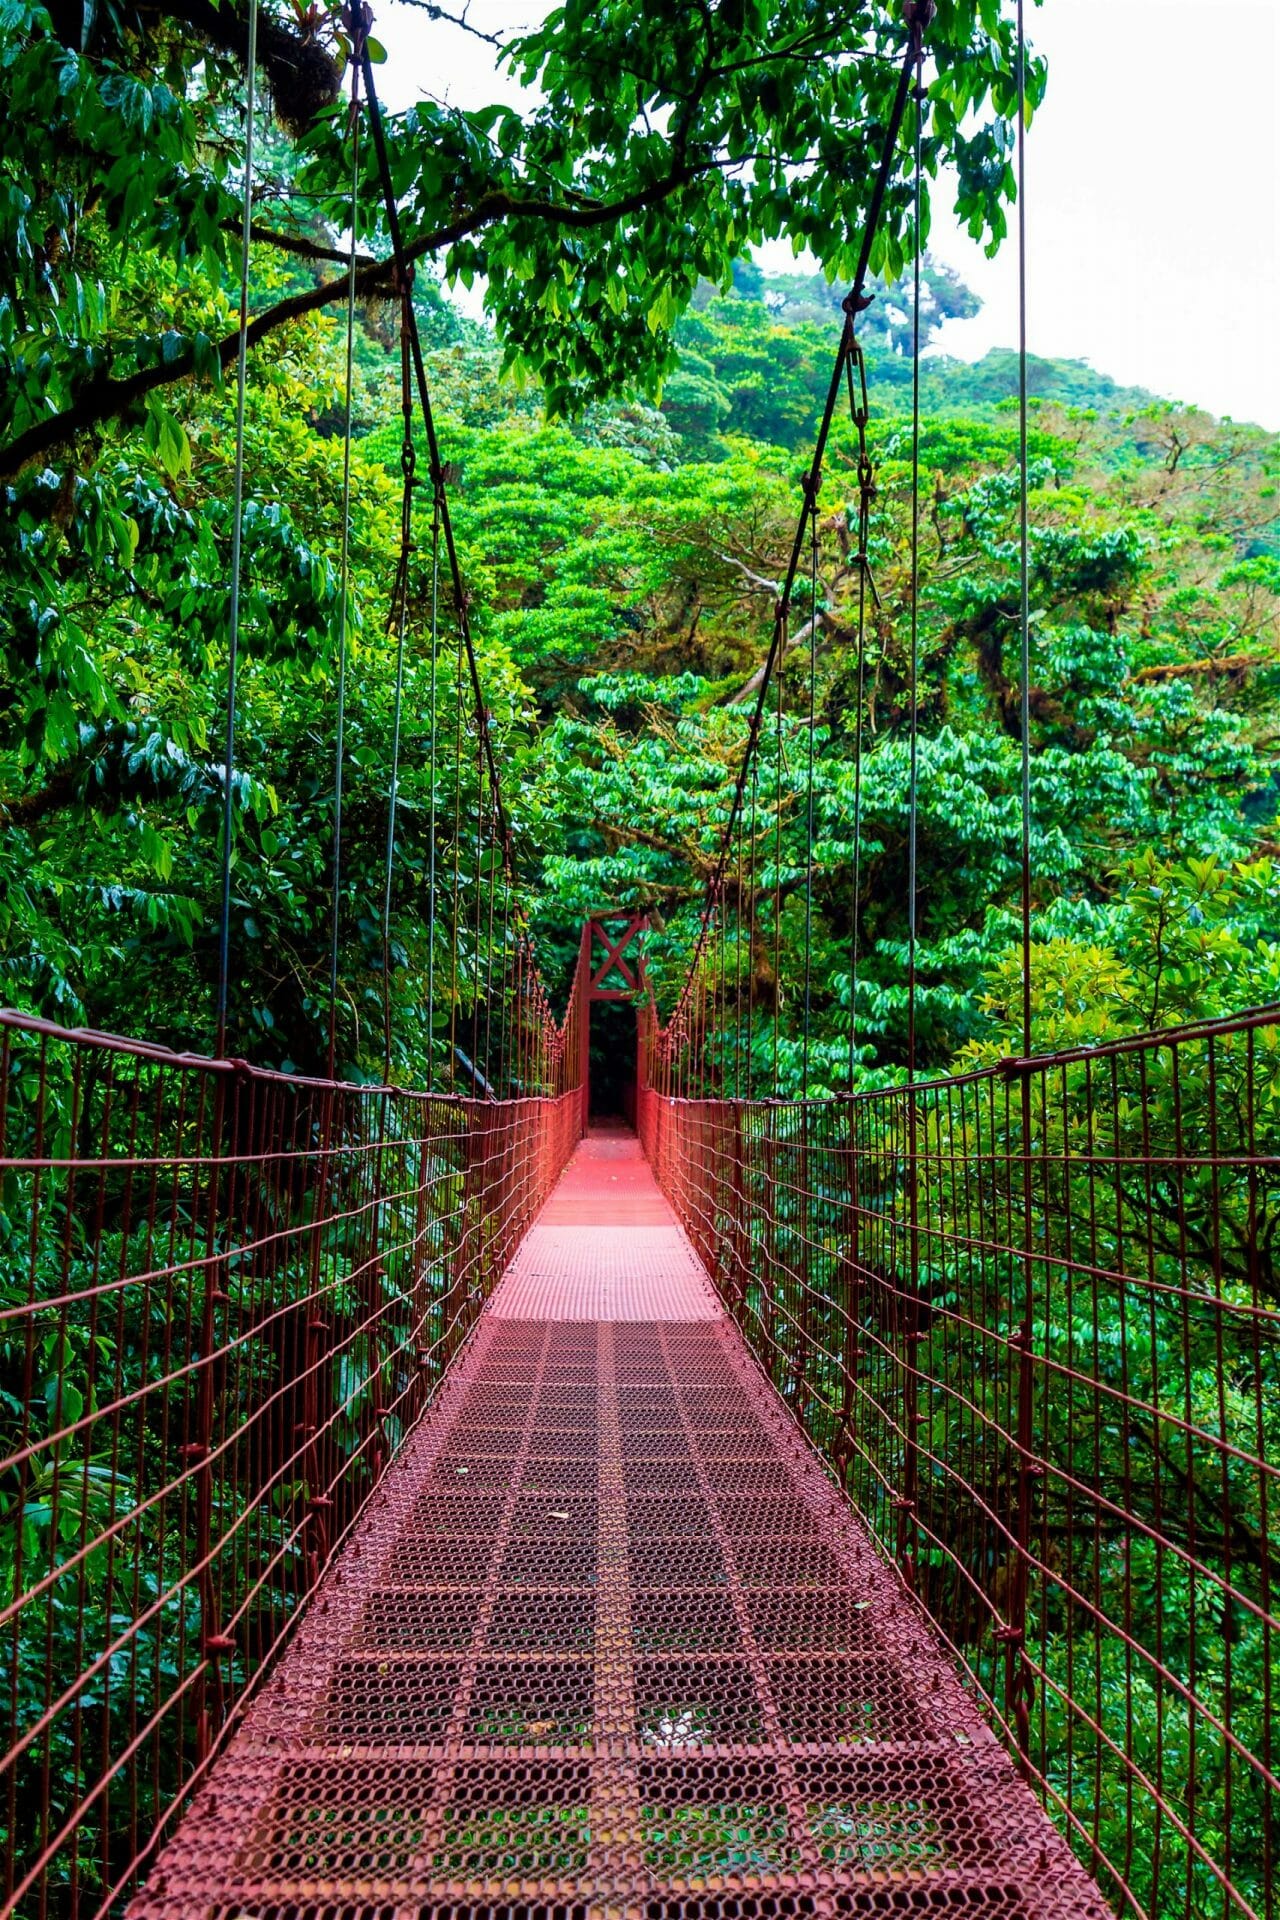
left=580, top=912, right=649, bottom=1131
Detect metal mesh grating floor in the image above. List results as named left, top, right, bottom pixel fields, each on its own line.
left=129, top=1131, right=1111, bottom=1920
left=490, top=1228, right=718, bottom=1320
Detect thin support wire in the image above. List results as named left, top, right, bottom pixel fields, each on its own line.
left=847, top=342, right=873, bottom=1087
left=772, top=655, right=784, bottom=1095
left=898, top=8, right=929, bottom=1600
left=1017, top=0, right=1033, bottom=1060
left=215, top=0, right=259, bottom=1057
left=425, top=485, right=442, bottom=1082
left=905, top=64, right=924, bottom=1091
left=1010, top=0, right=1040, bottom=1772
left=669, top=27, right=923, bottom=1014
left=382, top=596, right=410, bottom=1082
left=327, top=57, right=363, bottom=1078
left=801, top=494, right=819, bottom=1092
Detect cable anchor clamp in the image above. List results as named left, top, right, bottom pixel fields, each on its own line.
left=341, top=0, right=374, bottom=57
left=903, top=0, right=936, bottom=39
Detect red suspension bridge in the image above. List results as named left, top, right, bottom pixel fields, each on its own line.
left=2, top=939, right=1277, bottom=1920
left=2, top=8, right=1278, bottom=1920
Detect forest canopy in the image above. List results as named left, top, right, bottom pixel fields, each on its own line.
left=0, top=0, right=1277, bottom=1090
left=4, top=9, right=1280, bottom=1918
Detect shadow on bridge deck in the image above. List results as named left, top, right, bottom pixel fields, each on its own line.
left=129, top=1128, right=1107, bottom=1920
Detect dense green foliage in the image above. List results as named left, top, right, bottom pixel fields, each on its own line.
left=2, top=0, right=1275, bottom=1083
left=5, top=212, right=1278, bottom=1080
left=2, top=2, right=1280, bottom=1913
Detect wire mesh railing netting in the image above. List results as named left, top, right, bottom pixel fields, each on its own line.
left=0, top=1010, right=582, bottom=1917
left=639, top=1007, right=1280, bottom=1920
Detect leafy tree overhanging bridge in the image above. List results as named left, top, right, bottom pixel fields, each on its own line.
left=1, top=7, right=1277, bottom=1920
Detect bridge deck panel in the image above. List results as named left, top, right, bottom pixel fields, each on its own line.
left=129, top=1131, right=1109, bottom=1920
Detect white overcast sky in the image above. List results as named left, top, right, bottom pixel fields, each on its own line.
left=375, top=0, right=1280, bottom=429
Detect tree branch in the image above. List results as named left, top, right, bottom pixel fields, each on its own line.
left=1129, top=654, right=1266, bottom=685
left=396, top=0, right=508, bottom=45
left=724, top=611, right=823, bottom=707
left=0, top=771, right=81, bottom=828
left=0, top=165, right=698, bottom=481
left=236, top=220, right=380, bottom=269
left=715, top=551, right=782, bottom=598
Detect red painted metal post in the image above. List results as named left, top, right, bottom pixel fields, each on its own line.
left=578, top=922, right=591, bottom=1137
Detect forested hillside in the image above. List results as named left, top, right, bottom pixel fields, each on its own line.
left=420, top=274, right=1280, bottom=1091
left=5, top=232, right=1277, bottom=1088
left=1, top=0, right=1277, bottom=1093
left=4, top=11, right=1280, bottom=1920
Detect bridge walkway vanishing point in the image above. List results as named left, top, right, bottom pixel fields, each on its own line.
left=129, top=1126, right=1109, bottom=1920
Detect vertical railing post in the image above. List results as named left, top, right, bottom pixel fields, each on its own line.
left=729, top=1100, right=750, bottom=1326
left=301, top=1079, right=338, bottom=1591
left=442, top=1106, right=473, bottom=1366
left=1000, top=1058, right=1039, bottom=1774
left=761, top=1103, right=779, bottom=1381
left=790, top=1105, right=814, bottom=1424
left=895, top=1081, right=920, bottom=1593
left=410, top=1099, right=436, bottom=1420
left=360, top=1089, right=391, bottom=1486
left=190, top=1063, right=234, bottom=1765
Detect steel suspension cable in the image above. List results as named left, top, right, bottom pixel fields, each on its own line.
left=381, top=542, right=410, bottom=1083
left=425, top=482, right=442, bottom=1076
left=848, top=560, right=867, bottom=1084
left=471, top=744, right=485, bottom=1083
left=358, top=38, right=556, bottom=1076
left=448, top=623, right=464, bottom=1093
left=665, top=9, right=928, bottom=1052
left=801, top=494, right=819, bottom=1091
left=772, top=658, right=784, bottom=1094
left=359, top=50, right=518, bottom=885
left=215, top=0, right=259, bottom=1056
left=905, top=37, right=924, bottom=1093
left=497, top=864, right=511, bottom=1096
left=1005, top=0, right=1040, bottom=1768
left=896, top=13, right=929, bottom=1601
left=736, top=775, right=748, bottom=1098
left=482, top=784, right=498, bottom=1092
left=747, top=750, right=758, bottom=1100
left=326, top=54, right=363, bottom=1077
left=380, top=274, right=416, bottom=1082
left=846, top=341, right=875, bottom=1086
left=1017, top=0, right=1033, bottom=1061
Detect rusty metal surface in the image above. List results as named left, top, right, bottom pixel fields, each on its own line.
left=489, top=1227, right=719, bottom=1320
left=0, top=1011, right=584, bottom=1919
left=491, top=1131, right=717, bottom=1320
left=127, top=1132, right=1111, bottom=1920
left=637, top=1011, right=1280, bottom=1920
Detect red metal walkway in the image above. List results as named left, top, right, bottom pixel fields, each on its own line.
left=130, top=1128, right=1109, bottom=1920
